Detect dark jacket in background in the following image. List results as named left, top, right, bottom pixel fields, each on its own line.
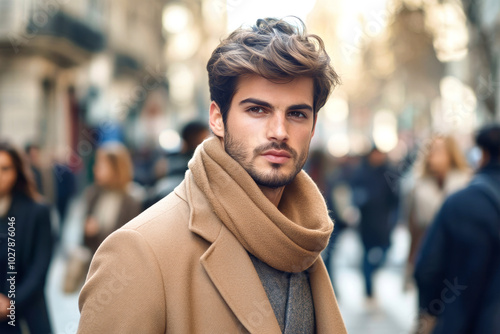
left=351, top=160, right=399, bottom=248
left=415, top=161, right=500, bottom=334
left=0, top=193, right=54, bottom=334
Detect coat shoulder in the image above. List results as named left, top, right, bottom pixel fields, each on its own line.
left=120, top=190, right=192, bottom=244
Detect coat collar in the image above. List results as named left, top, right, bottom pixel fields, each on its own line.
left=178, top=171, right=221, bottom=243
left=175, top=171, right=347, bottom=333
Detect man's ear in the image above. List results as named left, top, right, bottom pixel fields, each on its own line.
left=209, top=101, right=225, bottom=138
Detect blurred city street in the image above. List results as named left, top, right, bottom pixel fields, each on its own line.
left=46, top=197, right=416, bottom=334
left=1, top=0, right=500, bottom=332
left=334, top=227, right=417, bottom=334
left=46, top=198, right=84, bottom=334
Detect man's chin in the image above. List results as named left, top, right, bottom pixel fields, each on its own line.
left=250, top=170, right=296, bottom=189
left=255, top=180, right=290, bottom=189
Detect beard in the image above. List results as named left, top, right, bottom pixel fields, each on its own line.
left=224, top=129, right=308, bottom=189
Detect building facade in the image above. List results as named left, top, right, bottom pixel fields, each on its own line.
left=0, top=0, right=167, bottom=170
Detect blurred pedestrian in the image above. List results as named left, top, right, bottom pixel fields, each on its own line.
left=64, top=142, right=143, bottom=293
left=51, top=157, right=77, bottom=234
left=0, top=140, right=54, bottom=334
left=25, top=143, right=77, bottom=237
left=351, top=146, right=399, bottom=302
left=146, top=121, right=210, bottom=207
left=322, top=155, right=359, bottom=294
left=78, top=18, right=347, bottom=333
left=172, top=120, right=210, bottom=177
left=83, top=142, right=142, bottom=254
left=414, top=124, right=500, bottom=334
left=405, top=135, right=470, bottom=288
left=305, top=149, right=329, bottom=193
left=24, top=143, right=44, bottom=195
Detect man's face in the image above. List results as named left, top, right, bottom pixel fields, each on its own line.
left=212, top=75, right=316, bottom=189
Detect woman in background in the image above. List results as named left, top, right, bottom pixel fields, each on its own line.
left=83, top=142, right=142, bottom=255
left=406, top=135, right=470, bottom=286
left=0, top=140, right=54, bottom=334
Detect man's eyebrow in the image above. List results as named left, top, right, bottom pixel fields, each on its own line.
left=239, top=98, right=273, bottom=109
left=239, top=98, right=313, bottom=112
left=288, top=104, right=313, bottom=112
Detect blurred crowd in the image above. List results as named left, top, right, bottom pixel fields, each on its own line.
left=309, top=125, right=500, bottom=333
left=1, top=122, right=499, bottom=333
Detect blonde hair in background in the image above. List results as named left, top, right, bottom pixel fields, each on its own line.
left=97, top=142, right=133, bottom=191
left=416, top=134, right=469, bottom=178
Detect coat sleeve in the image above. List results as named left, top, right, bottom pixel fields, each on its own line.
left=78, top=228, right=166, bottom=333
left=414, top=199, right=449, bottom=314
left=15, top=203, right=53, bottom=309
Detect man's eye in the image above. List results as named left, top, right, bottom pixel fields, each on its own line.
left=289, top=111, right=306, bottom=118
left=248, top=107, right=265, bottom=114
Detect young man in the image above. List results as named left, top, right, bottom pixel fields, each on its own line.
left=78, top=18, right=346, bottom=333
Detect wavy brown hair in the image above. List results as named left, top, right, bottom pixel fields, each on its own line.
left=0, top=140, right=40, bottom=201
left=207, top=17, right=340, bottom=124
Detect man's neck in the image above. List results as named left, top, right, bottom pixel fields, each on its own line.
left=258, top=185, right=285, bottom=207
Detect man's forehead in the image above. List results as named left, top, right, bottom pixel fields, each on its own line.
left=233, top=74, right=314, bottom=103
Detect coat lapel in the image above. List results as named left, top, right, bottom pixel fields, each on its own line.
left=200, top=226, right=282, bottom=333
left=308, top=259, right=348, bottom=333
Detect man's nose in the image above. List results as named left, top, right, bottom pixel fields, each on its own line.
left=267, top=112, right=289, bottom=142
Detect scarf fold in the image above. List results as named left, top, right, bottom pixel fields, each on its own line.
left=188, top=137, right=333, bottom=273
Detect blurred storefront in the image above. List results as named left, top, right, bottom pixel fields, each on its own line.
left=0, top=0, right=167, bottom=173
left=0, top=0, right=231, bottom=188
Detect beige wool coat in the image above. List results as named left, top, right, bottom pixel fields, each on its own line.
left=78, top=172, right=347, bottom=333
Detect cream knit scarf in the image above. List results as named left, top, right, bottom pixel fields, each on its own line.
left=189, top=137, right=333, bottom=273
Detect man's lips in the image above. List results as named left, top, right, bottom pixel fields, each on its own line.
left=261, top=150, right=291, bottom=164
